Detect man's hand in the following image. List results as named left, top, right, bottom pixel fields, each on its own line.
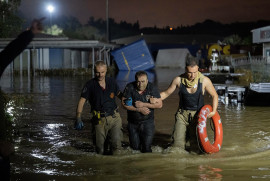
left=135, top=101, right=145, bottom=108
left=137, top=107, right=150, bottom=115
left=207, top=111, right=216, bottom=118
left=30, top=17, right=45, bottom=34
left=74, top=117, right=84, bottom=130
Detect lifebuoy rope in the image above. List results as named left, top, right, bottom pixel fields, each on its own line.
left=196, top=119, right=215, bottom=154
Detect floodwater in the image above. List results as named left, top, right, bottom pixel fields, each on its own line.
left=1, top=68, right=270, bottom=180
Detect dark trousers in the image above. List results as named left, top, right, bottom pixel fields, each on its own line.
left=127, top=119, right=155, bottom=153
left=0, top=157, right=10, bottom=181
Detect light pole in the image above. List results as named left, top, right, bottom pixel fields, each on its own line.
left=1, top=0, right=8, bottom=23
left=47, top=4, right=54, bottom=34
left=106, top=0, right=109, bottom=42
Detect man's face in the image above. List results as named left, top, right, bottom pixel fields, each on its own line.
left=136, top=75, right=148, bottom=91
left=186, top=65, right=199, bottom=81
left=95, top=65, right=107, bottom=81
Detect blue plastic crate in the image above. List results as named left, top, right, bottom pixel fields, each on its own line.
left=111, top=39, right=155, bottom=71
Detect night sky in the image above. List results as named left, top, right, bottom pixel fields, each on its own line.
left=19, top=0, right=270, bottom=28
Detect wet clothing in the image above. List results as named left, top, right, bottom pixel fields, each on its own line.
left=94, top=111, right=122, bottom=154
left=0, top=156, right=10, bottom=181
left=123, top=82, right=160, bottom=123
left=173, top=75, right=204, bottom=151
left=81, top=77, right=119, bottom=115
left=0, top=90, right=7, bottom=140
left=80, top=77, right=122, bottom=154
left=127, top=119, right=155, bottom=153
left=178, top=78, right=204, bottom=111
left=173, top=109, right=198, bottom=150
left=123, top=81, right=160, bottom=152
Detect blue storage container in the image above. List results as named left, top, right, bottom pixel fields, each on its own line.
left=111, top=39, right=155, bottom=71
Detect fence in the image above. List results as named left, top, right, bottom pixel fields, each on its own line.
left=231, top=56, right=267, bottom=67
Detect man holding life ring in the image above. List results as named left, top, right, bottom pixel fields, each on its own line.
left=160, top=54, right=218, bottom=153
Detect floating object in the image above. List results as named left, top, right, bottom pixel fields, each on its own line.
left=197, top=105, right=223, bottom=153
left=249, top=83, right=270, bottom=93
left=244, top=83, right=270, bottom=106
left=214, top=84, right=246, bottom=104
left=111, top=39, right=154, bottom=71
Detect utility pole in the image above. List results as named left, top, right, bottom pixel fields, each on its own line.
left=106, top=0, right=109, bottom=42
left=1, top=0, right=8, bottom=23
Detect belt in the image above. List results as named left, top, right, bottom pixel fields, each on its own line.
left=97, top=108, right=119, bottom=118
left=100, top=112, right=113, bottom=117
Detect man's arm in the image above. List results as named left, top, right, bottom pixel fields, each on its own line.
left=76, top=97, right=86, bottom=118
left=116, top=90, right=123, bottom=100
left=135, top=98, right=162, bottom=109
left=30, top=18, right=44, bottom=34
left=74, top=97, right=86, bottom=130
left=204, top=77, right=218, bottom=118
left=121, top=96, right=150, bottom=115
left=160, top=76, right=180, bottom=100
left=0, top=18, right=44, bottom=77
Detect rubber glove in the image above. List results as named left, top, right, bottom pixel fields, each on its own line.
left=125, top=97, right=132, bottom=106
left=74, top=117, right=84, bottom=130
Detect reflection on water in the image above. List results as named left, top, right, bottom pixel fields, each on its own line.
left=197, top=165, right=223, bottom=180
left=1, top=68, right=270, bottom=180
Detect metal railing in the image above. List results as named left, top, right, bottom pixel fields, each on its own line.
left=231, top=56, right=267, bottom=66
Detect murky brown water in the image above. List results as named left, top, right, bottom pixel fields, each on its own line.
left=1, top=68, right=270, bottom=180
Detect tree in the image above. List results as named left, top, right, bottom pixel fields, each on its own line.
left=223, top=34, right=242, bottom=46
left=44, top=25, right=64, bottom=36
left=241, top=36, right=252, bottom=45
left=0, top=0, right=23, bottom=38
left=55, top=15, right=82, bottom=31
left=64, top=25, right=105, bottom=40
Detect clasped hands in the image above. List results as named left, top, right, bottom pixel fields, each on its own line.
left=135, top=97, right=156, bottom=115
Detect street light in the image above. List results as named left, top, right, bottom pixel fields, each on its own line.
left=106, top=0, right=109, bottom=42
left=47, top=4, right=54, bottom=33
left=1, top=0, right=9, bottom=23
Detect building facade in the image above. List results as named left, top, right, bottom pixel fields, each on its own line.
left=252, top=26, right=270, bottom=64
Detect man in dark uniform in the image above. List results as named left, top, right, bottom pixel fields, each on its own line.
left=75, top=60, right=123, bottom=155
left=160, top=54, right=218, bottom=153
left=122, top=71, right=162, bottom=153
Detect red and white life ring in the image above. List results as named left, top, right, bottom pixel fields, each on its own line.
left=197, top=105, right=223, bottom=153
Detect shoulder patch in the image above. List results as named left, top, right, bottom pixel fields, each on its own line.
left=110, top=92, right=115, bottom=99
left=82, top=87, right=88, bottom=93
